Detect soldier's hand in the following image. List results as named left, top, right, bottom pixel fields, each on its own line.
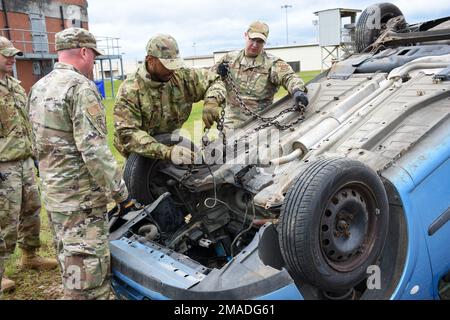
left=202, top=101, right=221, bottom=129
left=166, top=145, right=195, bottom=165
left=217, top=62, right=230, bottom=78
left=293, top=90, right=309, bottom=108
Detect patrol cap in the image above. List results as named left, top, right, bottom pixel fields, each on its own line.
left=146, top=34, right=184, bottom=70
left=0, top=36, right=23, bottom=57
left=55, top=27, right=104, bottom=56
left=247, top=21, right=269, bottom=42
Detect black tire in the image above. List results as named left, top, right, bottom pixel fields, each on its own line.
left=279, top=157, right=389, bottom=292
left=355, top=3, right=403, bottom=52
left=123, top=134, right=197, bottom=205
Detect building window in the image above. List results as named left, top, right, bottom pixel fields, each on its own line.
left=32, top=62, right=41, bottom=76
left=287, top=61, right=301, bottom=72
left=71, top=19, right=82, bottom=28
left=29, top=13, right=49, bottom=53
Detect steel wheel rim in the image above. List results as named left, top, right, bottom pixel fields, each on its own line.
left=319, top=183, right=380, bottom=272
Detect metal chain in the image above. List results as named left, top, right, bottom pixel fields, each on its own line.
left=220, top=63, right=306, bottom=147
left=216, top=102, right=227, bottom=159
left=224, top=65, right=306, bottom=133
left=179, top=62, right=306, bottom=182
left=180, top=164, right=193, bottom=183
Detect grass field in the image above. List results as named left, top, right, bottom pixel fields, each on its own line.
left=3, top=69, right=320, bottom=300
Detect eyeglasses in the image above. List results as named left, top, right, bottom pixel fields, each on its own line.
left=248, top=38, right=265, bottom=45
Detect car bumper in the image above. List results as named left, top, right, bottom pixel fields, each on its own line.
left=110, top=224, right=304, bottom=300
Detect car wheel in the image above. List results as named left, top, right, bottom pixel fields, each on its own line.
left=355, top=3, right=403, bottom=52
left=279, top=157, right=389, bottom=292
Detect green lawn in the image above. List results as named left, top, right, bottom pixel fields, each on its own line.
left=2, top=207, right=63, bottom=300
left=274, top=70, right=321, bottom=98
left=103, top=80, right=123, bottom=99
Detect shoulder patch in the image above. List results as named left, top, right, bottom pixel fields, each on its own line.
left=279, top=64, right=290, bottom=72
left=85, top=102, right=107, bottom=137
left=87, top=103, right=102, bottom=117
left=0, top=86, right=8, bottom=97
left=265, top=52, right=279, bottom=61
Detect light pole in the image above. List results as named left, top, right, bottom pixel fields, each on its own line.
left=312, top=19, right=319, bottom=43
left=192, top=42, right=196, bottom=66
left=119, top=52, right=125, bottom=81
left=281, top=4, right=292, bottom=44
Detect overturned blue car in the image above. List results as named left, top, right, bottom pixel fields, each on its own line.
left=109, top=3, right=450, bottom=300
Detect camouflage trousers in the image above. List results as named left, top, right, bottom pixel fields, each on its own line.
left=0, top=228, right=5, bottom=297
left=0, top=157, right=41, bottom=261
left=0, top=226, right=5, bottom=270
left=48, top=206, right=110, bottom=300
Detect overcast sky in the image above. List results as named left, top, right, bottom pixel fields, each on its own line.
left=87, top=0, right=450, bottom=63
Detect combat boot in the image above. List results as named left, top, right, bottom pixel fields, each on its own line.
left=20, top=248, right=58, bottom=271
left=1, top=277, right=16, bottom=293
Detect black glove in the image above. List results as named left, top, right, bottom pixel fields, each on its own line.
left=33, top=158, right=40, bottom=177
left=217, top=62, right=229, bottom=78
left=293, top=90, right=309, bottom=108
left=0, top=172, right=6, bottom=182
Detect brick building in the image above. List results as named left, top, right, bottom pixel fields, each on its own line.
left=0, top=0, right=89, bottom=92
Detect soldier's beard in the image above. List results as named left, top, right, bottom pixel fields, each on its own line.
left=147, top=60, right=174, bottom=82
left=151, top=72, right=173, bottom=82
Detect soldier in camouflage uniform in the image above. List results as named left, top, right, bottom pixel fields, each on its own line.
left=0, top=226, right=5, bottom=297
left=211, top=21, right=309, bottom=129
left=0, top=36, right=58, bottom=295
left=28, top=28, right=135, bottom=300
left=114, top=34, right=226, bottom=164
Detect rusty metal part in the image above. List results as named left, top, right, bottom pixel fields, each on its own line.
left=252, top=218, right=279, bottom=226
left=320, top=186, right=379, bottom=273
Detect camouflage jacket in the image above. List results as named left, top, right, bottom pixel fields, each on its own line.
left=0, top=75, right=33, bottom=162
left=212, top=49, right=306, bottom=127
left=114, top=64, right=226, bottom=159
left=28, top=63, right=128, bottom=212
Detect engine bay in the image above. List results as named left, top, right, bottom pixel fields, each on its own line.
left=109, top=182, right=277, bottom=270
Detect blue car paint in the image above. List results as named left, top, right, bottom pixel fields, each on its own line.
left=111, top=238, right=204, bottom=289
left=414, top=158, right=450, bottom=298
left=110, top=230, right=304, bottom=300
left=383, top=124, right=450, bottom=300
left=254, top=284, right=304, bottom=300
left=385, top=166, right=435, bottom=300
left=112, top=270, right=170, bottom=300
left=112, top=270, right=305, bottom=300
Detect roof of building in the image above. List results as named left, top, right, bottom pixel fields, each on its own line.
left=313, top=8, right=361, bottom=15
left=183, top=54, right=214, bottom=60
left=213, top=43, right=319, bottom=55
